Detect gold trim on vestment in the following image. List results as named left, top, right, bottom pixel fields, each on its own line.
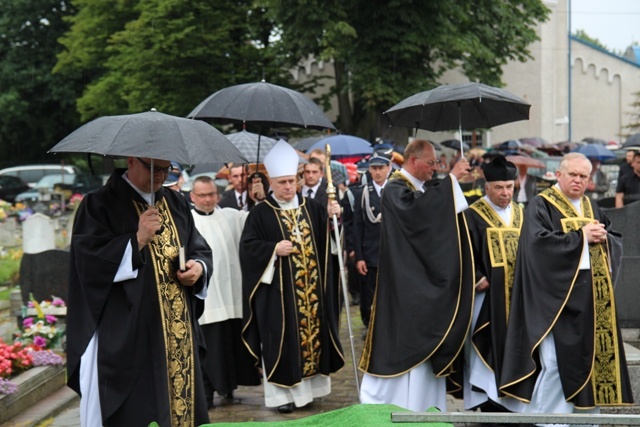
left=134, top=198, right=195, bottom=427
left=469, top=200, right=522, bottom=322
left=542, top=187, right=623, bottom=405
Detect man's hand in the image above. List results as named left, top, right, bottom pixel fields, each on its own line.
left=177, top=259, right=203, bottom=287
left=276, top=240, right=293, bottom=256
left=451, top=158, right=470, bottom=181
left=475, top=277, right=489, bottom=292
left=137, top=207, right=162, bottom=249
left=356, top=260, right=368, bottom=276
left=327, top=200, right=341, bottom=218
left=583, top=221, right=607, bottom=244
left=249, top=177, right=265, bottom=202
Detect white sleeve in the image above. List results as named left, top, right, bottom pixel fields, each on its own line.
left=113, top=240, right=139, bottom=282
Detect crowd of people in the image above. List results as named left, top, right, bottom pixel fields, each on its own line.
left=64, top=137, right=637, bottom=427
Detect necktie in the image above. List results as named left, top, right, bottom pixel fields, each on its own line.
left=238, top=195, right=243, bottom=209
left=307, top=188, right=313, bottom=198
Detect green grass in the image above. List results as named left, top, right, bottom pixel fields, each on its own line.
left=0, top=256, right=20, bottom=288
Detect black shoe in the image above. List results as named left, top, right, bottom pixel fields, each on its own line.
left=350, top=295, right=360, bottom=306
left=207, top=400, right=215, bottom=410
left=277, top=403, right=294, bottom=413
left=224, top=391, right=234, bottom=400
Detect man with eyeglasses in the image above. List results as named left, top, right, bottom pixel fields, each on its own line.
left=359, top=139, right=473, bottom=411
left=500, top=152, right=633, bottom=422
left=190, top=176, right=261, bottom=409
left=67, top=157, right=213, bottom=426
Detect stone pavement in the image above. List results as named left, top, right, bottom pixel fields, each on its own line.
left=1, top=304, right=465, bottom=426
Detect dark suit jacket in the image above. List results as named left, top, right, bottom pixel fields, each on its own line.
left=218, top=189, right=243, bottom=210
left=513, top=174, right=538, bottom=204
left=352, top=183, right=383, bottom=267
left=304, top=180, right=329, bottom=208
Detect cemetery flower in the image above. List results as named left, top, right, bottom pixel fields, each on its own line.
left=0, top=340, right=33, bottom=378
left=16, top=295, right=65, bottom=350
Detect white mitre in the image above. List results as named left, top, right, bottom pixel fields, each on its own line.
left=264, top=140, right=299, bottom=178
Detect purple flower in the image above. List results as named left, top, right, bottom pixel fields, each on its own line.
left=33, top=336, right=47, bottom=348
left=51, top=298, right=65, bottom=307
left=0, top=378, right=18, bottom=395
left=22, top=317, right=33, bottom=327
left=31, top=350, right=63, bottom=366
left=45, top=315, right=57, bottom=324
left=27, top=301, right=34, bottom=308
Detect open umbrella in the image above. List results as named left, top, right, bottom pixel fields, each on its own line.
left=441, top=139, right=470, bottom=152
left=225, top=130, right=278, bottom=163
left=385, top=82, right=530, bottom=156
left=571, top=144, right=616, bottom=161
left=49, top=109, right=247, bottom=204
left=50, top=109, right=245, bottom=165
left=307, top=135, right=373, bottom=157
left=506, top=154, right=545, bottom=169
left=188, top=80, right=335, bottom=168
left=292, top=136, right=324, bottom=151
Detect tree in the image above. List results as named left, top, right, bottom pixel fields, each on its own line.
left=0, top=0, right=82, bottom=164
left=55, top=0, right=291, bottom=122
left=269, top=0, right=550, bottom=138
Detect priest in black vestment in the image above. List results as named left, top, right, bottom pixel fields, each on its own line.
left=240, top=140, right=344, bottom=414
left=359, top=139, right=475, bottom=411
left=462, top=156, right=525, bottom=412
left=500, top=153, right=633, bottom=420
left=66, top=157, right=213, bottom=427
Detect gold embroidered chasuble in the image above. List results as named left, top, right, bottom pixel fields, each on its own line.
left=469, top=199, right=522, bottom=321
left=134, top=198, right=196, bottom=427
left=540, top=187, right=624, bottom=405
left=273, top=205, right=323, bottom=377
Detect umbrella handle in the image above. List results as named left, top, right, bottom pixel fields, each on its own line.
left=458, top=102, right=464, bottom=158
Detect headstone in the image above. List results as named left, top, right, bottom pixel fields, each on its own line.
left=19, top=249, right=70, bottom=306
left=0, top=218, right=18, bottom=247
left=22, top=213, right=55, bottom=254
left=604, top=200, right=640, bottom=328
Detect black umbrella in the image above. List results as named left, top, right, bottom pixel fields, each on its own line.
left=188, top=81, right=335, bottom=167
left=50, top=109, right=246, bottom=165
left=441, top=139, right=470, bottom=152
left=385, top=82, right=530, bottom=156
left=49, top=109, right=247, bottom=204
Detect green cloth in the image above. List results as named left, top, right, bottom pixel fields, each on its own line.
left=197, top=404, right=452, bottom=427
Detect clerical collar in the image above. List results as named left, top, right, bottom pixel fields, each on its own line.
left=122, top=171, right=156, bottom=205
left=193, top=207, right=215, bottom=216
left=273, top=195, right=299, bottom=210
left=399, top=169, right=425, bottom=192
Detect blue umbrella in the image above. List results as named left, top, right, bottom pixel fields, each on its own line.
left=307, top=135, right=373, bottom=157
left=571, top=144, right=616, bottom=161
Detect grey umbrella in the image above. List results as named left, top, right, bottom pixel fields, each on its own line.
left=49, top=109, right=247, bottom=204
left=385, top=82, right=530, bottom=156
left=49, top=109, right=246, bottom=166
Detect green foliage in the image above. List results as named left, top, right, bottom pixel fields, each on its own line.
left=0, top=0, right=82, bottom=164
left=271, top=0, right=549, bottom=135
left=573, top=29, right=609, bottom=51
left=56, top=0, right=292, bottom=121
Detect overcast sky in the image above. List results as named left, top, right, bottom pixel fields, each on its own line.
left=571, top=0, right=640, bottom=53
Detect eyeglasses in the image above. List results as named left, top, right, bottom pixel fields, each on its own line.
left=415, top=158, right=438, bottom=167
left=137, top=158, right=173, bottom=174
left=192, top=192, right=217, bottom=198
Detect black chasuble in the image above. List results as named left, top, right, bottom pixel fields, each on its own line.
left=359, top=171, right=474, bottom=391
left=240, top=194, right=344, bottom=387
left=66, top=169, right=212, bottom=427
left=464, top=199, right=523, bottom=392
left=500, top=187, right=633, bottom=408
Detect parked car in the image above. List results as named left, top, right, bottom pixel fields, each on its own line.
left=0, top=164, right=82, bottom=188
left=0, top=175, right=31, bottom=203
left=15, top=173, right=102, bottom=204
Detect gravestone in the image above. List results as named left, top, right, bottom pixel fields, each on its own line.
left=0, top=218, right=18, bottom=247
left=604, top=200, right=640, bottom=328
left=19, top=249, right=70, bottom=306
left=20, top=213, right=68, bottom=305
left=22, top=213, right=55, bottom=254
